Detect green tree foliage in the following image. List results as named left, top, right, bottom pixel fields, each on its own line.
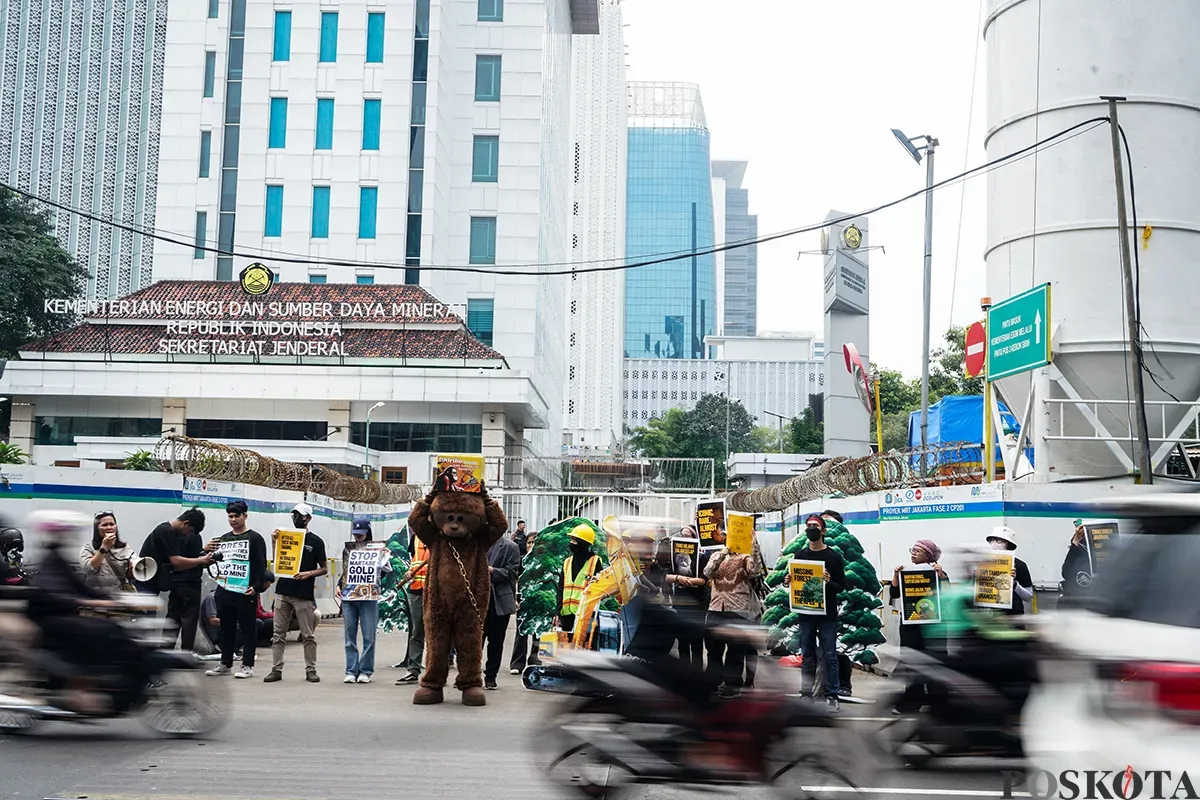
left=378, top=527, right=414, bottom=633
left=627, top=408, right=688, bottom=459
left=749, top=425, right=783, bottom=454
left=788, top=407, right=824, bottom=454
left=515, top=518, right=615, bottom=638
left=929, top=325, right=984, bottom=400
left=626, top=394, right=753, bottom=486
left=872, top=366, right=921, bottom=415
left=872, top=411, right=912, bottom=452
left=0, top=442, right=27, bottom=465
left=764, top=518, right=885, bottom=667
left=0, top=188, right=88, bottom=358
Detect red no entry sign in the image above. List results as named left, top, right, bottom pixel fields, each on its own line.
left=965, top=320, right=986, bottom=378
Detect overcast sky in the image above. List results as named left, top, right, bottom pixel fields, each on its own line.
left=623, top=0, right=988, bottom=377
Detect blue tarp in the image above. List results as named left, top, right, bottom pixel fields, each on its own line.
left=907, top=394, right=1034, bottom=467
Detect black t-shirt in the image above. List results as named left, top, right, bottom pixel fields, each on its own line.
left=275, top=531, right=327, bottom=601
left=143, top=521, right=204, bottom=589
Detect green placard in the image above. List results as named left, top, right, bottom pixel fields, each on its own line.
left=986, top=283, right=1052, bottom=381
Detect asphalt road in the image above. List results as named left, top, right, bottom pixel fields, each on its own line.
left=0, top=624, right=1023, bottom=800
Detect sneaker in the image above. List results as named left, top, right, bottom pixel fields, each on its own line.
left=509, top=668, right=520, bottom=675
left=395, top=673, right=419, bottom=685
left=344, top=674, right=357, bottom=684
left=205, top=665, right=232, bottom=677
left=357, top=674, right=372, bottom=684
left=827, top=697, right=840, bottom=713
left=234, top=666, right=254, bottom=679
left=391, top=662, right=405, bottom=669
left=485, top=678, right=498, bottom=690
left=263, top=670, right=283, bottom=683
left=307, top=670, right=321, bottom=684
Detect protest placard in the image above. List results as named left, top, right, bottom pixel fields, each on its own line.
left=1085, top=521, right=1120, bottom=574
left=670, top=537, right=700, bottom=578
left=695, top=499, right=726, bottom=550
left=274, top=529, right=306, bottom=578
left=725, top=511, right=755, bottom=555
left=899, top=567, right=941, bottom=625
left=789, top=559, right=826, bottom=615
left=343, top=545, right=385, bottom=601
left=974, top=552, right=1015, bottom=609
left=215, top=537, right=251, bottom=593
left=434, top=453, right=485, bottom=493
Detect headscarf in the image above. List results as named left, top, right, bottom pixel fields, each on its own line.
left=914, top=538, right=942, bottom=562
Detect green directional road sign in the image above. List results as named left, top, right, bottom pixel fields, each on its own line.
left=986, top=283, right=1052, bottom=381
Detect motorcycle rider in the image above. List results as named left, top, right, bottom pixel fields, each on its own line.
left=24, top=510, right=146, bottom=714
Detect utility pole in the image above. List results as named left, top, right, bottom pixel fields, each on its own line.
left=1103, top=96, right=1153, bottom=484
left=762, top=410, right=788, bottom=454
left=918, top=141, right=937, bottom=473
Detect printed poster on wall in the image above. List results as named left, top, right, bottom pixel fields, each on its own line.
left=696, top=499, right=726, bottom=550
left=898, top=567, right=941, bottom=625
left=274, top=529, right=306, bottom=578
left=343, top=545, right=386, bottom=601
left=215, top=537, right=251, bottom=593
left=973, top=552, right=1015, bottom=610
left=725, top=511, right=755, bottom=555
left=788, top=559, right=826, bottom=615
left=670, top=537, right=700, bottom=579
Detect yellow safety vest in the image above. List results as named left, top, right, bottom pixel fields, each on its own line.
left=561, top=555, right=600, bottom=616
left=410, top=541, right=430, bottom=592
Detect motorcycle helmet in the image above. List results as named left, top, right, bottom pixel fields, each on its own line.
left=24, top=509, right=90, bottom=548
left=0, top=525, right=23, bottom=566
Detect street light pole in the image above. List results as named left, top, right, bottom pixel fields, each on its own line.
left=364, top=401, right=385, bottom=479
left=762, top=410, right=789, bottom=454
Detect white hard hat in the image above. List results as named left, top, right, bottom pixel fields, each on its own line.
left=988, top=525, right=1018, bottom=548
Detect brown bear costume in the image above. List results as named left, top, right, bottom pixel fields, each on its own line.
left=407, top=484, right=508, bottom=706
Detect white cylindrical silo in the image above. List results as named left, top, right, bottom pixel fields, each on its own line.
left=984, top=0, right=1200, bottom=479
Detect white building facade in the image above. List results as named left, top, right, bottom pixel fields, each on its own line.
left=563, top=0, right=625, bottom=455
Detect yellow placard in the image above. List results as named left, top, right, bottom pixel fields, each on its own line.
left=726, top=512, right=755, bottom=555
left=434, top=453, right=485, bottom=493
left=788, top=559, right=826, bottom=615
left=973, top=552, right=1015, bottom=609
left=274, top=528, right=306, bottom=578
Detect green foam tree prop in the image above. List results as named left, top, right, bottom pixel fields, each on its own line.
left=516, top=517, right=616, bottom=638
left=764, top=518, right=886, bottom=666
left=378, top=527, right=414, bottom=634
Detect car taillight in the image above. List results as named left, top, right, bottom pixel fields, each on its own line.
left=1104, top=661, right=1200, bottom=723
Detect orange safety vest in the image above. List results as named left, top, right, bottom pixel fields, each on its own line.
left=410, top=540, right=430, bottom=592
left=561, top=555, right=600, bottom=616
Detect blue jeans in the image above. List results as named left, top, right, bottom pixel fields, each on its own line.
left=343, top=600, right=379, bottom=676
left=798, top=617, right=840, bottom=698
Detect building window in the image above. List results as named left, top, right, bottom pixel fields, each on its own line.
left=356, top=275, right=375, bottom=285
left=203, top=51, right=217, bottom=98
left=474, top=55, right=501, bottom=101
left=471, top=135, right=499, bottom=182
left=466, top=298, right=494, bottom=346
left=381, top=466, right=408, bottom=484
left=315, top=98, right=334, bottom=150
left=198, top=130, right=212, bottom=178
left=186, top=419, right=326, bottom=441
left=311, top=185, right=330, bottom=238
left=366, top=12, right=385, bottom=62
left=319, top=11, right=338, bottom=62
left=37, top=417, right=162, bottom=446
left=272, top=10, right=291, bottom=61
left=349, top=422, right=483, bottom=453
left=468, top=216, right=496, bottom=264
left=309, top=274, right=327, bottom=284
left=208, top=0, right=218, bottom=18
left=193, top=211, right=207, bottom=259
left=268, top=97, right=287, bottom=148
left=362, top=98, right=381, bottom=151
left=264, top=184, right=283, bottom=237
left=478, top=0, right=502, bottom=21
left=359, top=186, right=378, bottom=239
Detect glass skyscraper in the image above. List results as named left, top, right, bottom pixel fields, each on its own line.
left=624, top=82, right=716, bottom=360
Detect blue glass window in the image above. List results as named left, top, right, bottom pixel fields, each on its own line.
left=315, top=98, right=334, bottom=150
left=366, top=13, right=385, bottom=63
left=208, top=0, right=218, bottom=19
left=194, top=211, right=207, bottom=259
left=203, top=51, right=216, bottom=98
left=264, top=185, right=283, bottom=237
left=198, top=130, right=211, bottom=178
left=410, top=83, right=427, bottom=124
left=311, top=186, right=330, bottom=238
left=472, top=135, right=499, bottom=182
left=309, top=274, right=327, bottom=284
left=356, top=275, right=375, bottom=285
left=319, top=12, right=338, bottom=62
left=362, top=99, right=381, bottom=151
left=468, top=217, right=496, bottom=265
left=273, top=11, right=292, bottom=61
left=268, top=97, right=287, bottom=148
left=466, top=298, right=495, bottom=346
left=474, top=55, right=501, bottom=101
left=478, top=0, right=503, bottom=21
left=359, top=186, right=378, bottom=239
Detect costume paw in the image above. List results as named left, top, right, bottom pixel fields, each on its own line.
left=461, top=686, right=487, bottom=706
left=413, top=686, right=444, bottom=705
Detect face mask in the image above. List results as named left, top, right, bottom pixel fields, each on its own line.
left=805, top=526, right=823, bottom=542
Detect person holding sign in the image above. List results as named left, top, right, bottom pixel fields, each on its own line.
left=264, top=503, right=327, bottom=684
left=888, top=538, right=948, bottom=713
left=1059, top=521, right=1092, bottom=607
left=204, top=501, right=268, bottom=679
left=985, top=527, right=1034, bottom=616
left=339, top=518, right=392, bottom=684
left=794, top=515, right=846, bottom=712
left=702, top=519, right=762, bottom=698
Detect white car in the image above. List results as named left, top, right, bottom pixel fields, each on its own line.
left=1023, top=494, right=1200, bottom=777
